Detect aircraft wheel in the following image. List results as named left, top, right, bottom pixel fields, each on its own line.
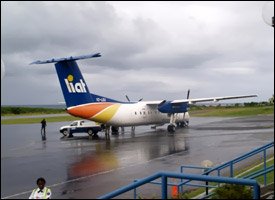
left=111, top=126, right=119, bottom=135
left=167, top=124, right=176, bottom=133
left=185, top=121, right=189, bottom=127
left=101, top=124, right=106, bottom=130
left=176, top=122, right=184, bottom=128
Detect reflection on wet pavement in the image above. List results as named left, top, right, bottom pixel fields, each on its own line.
left=1, top=115, right=273, bottom=199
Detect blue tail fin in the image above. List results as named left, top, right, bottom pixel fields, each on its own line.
left=55, top=60, right=94, bottom=107
left=30, top=53, right=101, bottom=108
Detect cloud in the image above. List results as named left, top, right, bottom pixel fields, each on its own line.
left=1, top=1, right=274, bottom=105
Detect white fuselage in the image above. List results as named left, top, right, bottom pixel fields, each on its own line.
left=106, top=102, right=189, bottom=127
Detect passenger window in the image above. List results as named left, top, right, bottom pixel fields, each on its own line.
left=143, top=111, right=146, bottom=115
left=135, top=112, right=137, bottom=115
left=140, top=112, right=142, bottom=115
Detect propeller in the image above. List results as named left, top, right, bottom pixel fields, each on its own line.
left=183, top=89, right=190, bottom=125
left=125, top=95, right=143, bottom=102
left=125, top=95, right=131, bottom=102
left=187, top=89, right=190, bottom=99
left=125, top=94, right=142, bottom=133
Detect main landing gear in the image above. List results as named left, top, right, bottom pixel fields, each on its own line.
left=104, top=126, right=120, bottom=140
left=167, top=113, right=189, bottom=133
left=167, top=124, right=176, bottom=133
left=167, top=113, right=176, bottom=133
left=111, top=126, right=119, bottom=135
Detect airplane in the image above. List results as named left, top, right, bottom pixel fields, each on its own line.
left=31, top=53, right=257, bottom=136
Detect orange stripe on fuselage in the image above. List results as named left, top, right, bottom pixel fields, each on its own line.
left=67, top=103, right=114, bottom=119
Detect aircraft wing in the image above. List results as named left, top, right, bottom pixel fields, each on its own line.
left=146, top=100, right=166, bottom=106
left=172, top=94, right=258, bottom=104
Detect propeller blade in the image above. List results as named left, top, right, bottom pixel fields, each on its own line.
left=126, top=94, right=142, bottom=102
left=125, top=95, right=131, bottom=102
left=185, top=89, right=191, bottom=115
left=187, top=89, right=190, bottom=99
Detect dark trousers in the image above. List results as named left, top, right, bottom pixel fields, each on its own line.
left=41, top=127, right=46, bottom=137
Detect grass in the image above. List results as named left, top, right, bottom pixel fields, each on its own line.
left=1, top=115, right=82, bottom=125
left=236, top=158, right=274, bottom=185
left=1, top=106, right=65, bottom=116
left=1, top=105, right=274, bottom=124
left=189, top=106, right=274, bottom=117
left=177, top=187, right=206, bottom=199
left=256, top=170, right=274, bottom=185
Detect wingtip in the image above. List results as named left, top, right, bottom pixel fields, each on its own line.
left=93, top=53, right=102, bottom=57
left=29, top=61, right=40, bottom=65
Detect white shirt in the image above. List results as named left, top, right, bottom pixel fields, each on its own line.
left=29, top=187, right=52, bottom=199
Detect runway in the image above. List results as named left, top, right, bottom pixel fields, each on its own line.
left=1, top=115, right=274, bottom=199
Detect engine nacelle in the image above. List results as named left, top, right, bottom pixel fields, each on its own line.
left=158, top=101, right=188, bottom=113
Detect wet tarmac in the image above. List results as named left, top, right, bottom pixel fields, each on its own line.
left=1, top=115, right=274, bottom=199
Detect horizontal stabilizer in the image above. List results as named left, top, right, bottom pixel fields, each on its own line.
left=30, top=53, right=101, bottom=65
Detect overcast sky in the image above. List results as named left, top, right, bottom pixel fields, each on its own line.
left=1, top=1, right=274, bottom=105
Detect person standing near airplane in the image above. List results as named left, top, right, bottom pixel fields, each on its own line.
left=29, top=177, right=52, bottom=199
left=41, top=119, right=47, bottom=139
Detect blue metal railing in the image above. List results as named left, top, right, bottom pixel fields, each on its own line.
left=202, top=141, right=274, bottom=178
left=243, top=165, right=274, bottom=179
left=98, top=171, right=260, bottom=199
left=176, top=141, right=274, bottom=196
left=148, top=165, right=214, bottom=195
left=142, top=141, right=273, bottom=198
left=98, top=141, right=273, bottom=199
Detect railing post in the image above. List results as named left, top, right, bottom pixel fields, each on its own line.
left=180, top=166, right=183, bottom=193
left=263, top=149, right=267, bottom=186
left=217, top=169, right=220, bottom=187
left=253, top=183, right=260, bottom=199
left=161, top=175, right=168, bottom=200
left=230, top=162, right=233, bottom=177
left=133, top=180, right=137, bottom=199
left=204, top=171, right=209, bottom=195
